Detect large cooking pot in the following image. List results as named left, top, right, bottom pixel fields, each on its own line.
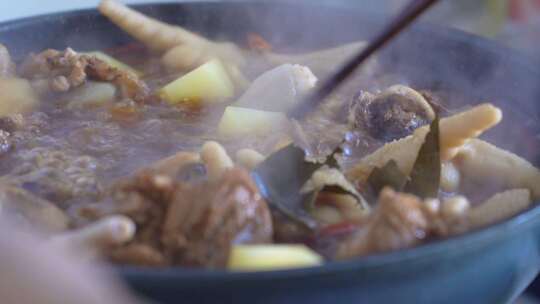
left=1, top=2, right=540, bottom=303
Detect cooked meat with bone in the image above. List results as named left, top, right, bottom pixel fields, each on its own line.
left=162, top=168, right=273, bottom=267
left=336, top=188, right=429, bottom=259
left=19, top=48, right=149, bottom=102
left=335, top=187, right=476, bottom=259
left=99, top=172, right=172, bottom=266
left=350, top=85, right=435, bottom=141
left=20, top=49, right=86, bottom=91
left=85, top=55, right=149, bottom=102
left=89, top=159, right=272, bottom=267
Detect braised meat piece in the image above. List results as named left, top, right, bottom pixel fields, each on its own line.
left=19, top=48, right=149, bottom=102
left=102, top=171, right=174, bottom=266
left=336, top=187, right=429, bottom=259
left=91, top=165, right=273, bottom=268
left=162, top=168, right=273, bottom=267
left=0, top=44, right=15, bottom=77
left=349, top=85, right=435, bottom=141
left=19, top=48, right=86, bottom=92
left=84, top=56, right=149, bottom=102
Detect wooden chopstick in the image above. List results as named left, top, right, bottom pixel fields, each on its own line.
left=288, top=0, right=440, bottom=119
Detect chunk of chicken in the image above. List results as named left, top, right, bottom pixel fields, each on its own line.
left=336, top=188, right=428, bottom=259
left=162, top=168, right=273, bottom=267
left=85, top=159, right=273, bottom=268
left=19, top=48, right=149, bottom=102
left=349, top=85, right=435, bottom=141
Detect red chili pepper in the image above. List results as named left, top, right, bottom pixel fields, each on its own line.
left=319, top=221, right=359, bottom=238
left=313, top=192, right=339, bottom=207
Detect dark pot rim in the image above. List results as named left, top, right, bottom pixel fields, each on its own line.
left=119, top=204, right=540, bottom=281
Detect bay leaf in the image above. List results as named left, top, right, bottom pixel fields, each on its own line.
left=251, top=144, right=321, bottom=229
left=366, top=159, right=408, bottom=196
left=404, top=114, right=440, bottom=198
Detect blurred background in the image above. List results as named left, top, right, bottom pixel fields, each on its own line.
left=1, top=0, right=539, bottom=61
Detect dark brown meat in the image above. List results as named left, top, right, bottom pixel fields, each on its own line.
left=85, top=163, right=273, bottom=268
left=0, top=44, right=15, bottom=77
left=349, top=86, right=434, bottom=141
left=19, top=48, right=149, bottom=102
left=162, top=168, right=273, bottom=267
left=19, top=49, right=84, bottom=91
left=336, top=187, right=429, bottom=259
left=84, top=56, right=149, bottom=103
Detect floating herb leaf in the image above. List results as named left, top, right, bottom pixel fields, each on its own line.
left=404, top=114, right=440, bottom=198
left=251, top=144, right=321, bottom=229
left=366, top=159, right=408, bottom=196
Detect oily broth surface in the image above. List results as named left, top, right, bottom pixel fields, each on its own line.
left=3, top=43, right=538, bottom=209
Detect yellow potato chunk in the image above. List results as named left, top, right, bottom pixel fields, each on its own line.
left=228, top=245, right=323, bottom=271
left=160, top=59, right=234, bottom=105
left=218, top=106, right=289, bottom=138
left=0, top=78, right=38, bottom=117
